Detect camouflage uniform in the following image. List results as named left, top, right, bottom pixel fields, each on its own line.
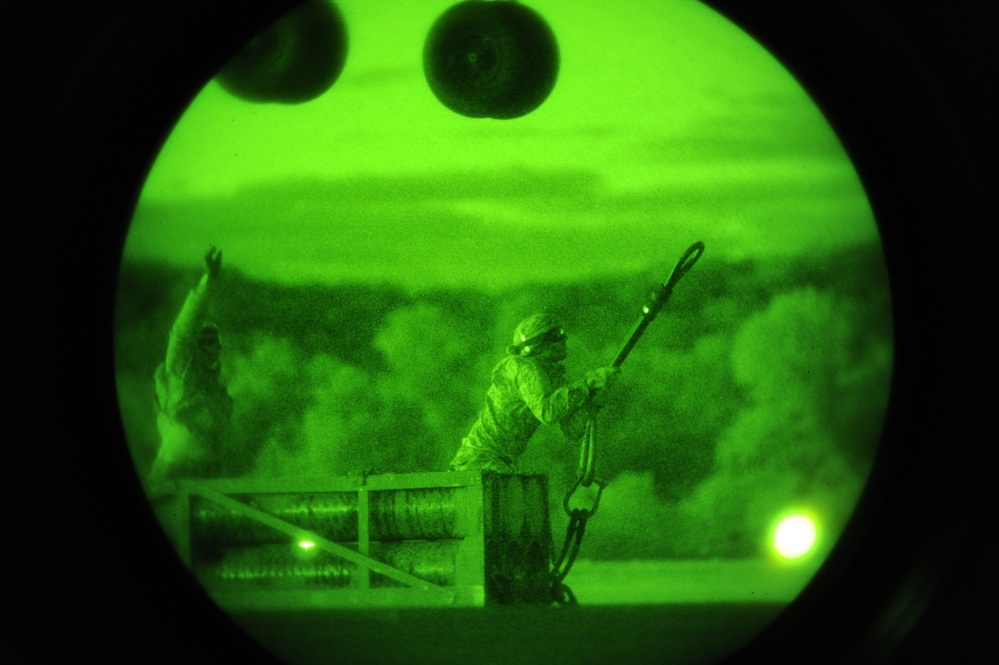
left=149, top=272, right=232, bottom=483
left=449, top=355, right=593, bottom=472
left=450, top=313, right=614, bottom=473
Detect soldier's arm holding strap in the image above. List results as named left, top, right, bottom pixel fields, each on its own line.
left=516, top=360, right=595, bottom=426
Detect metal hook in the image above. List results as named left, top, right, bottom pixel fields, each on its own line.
left=562, top=474, right=607, bottom=519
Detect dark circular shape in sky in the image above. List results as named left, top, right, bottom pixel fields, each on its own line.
left=424, top=0, right=559, bottom=119
left=216, top=0, right=348, bottom=104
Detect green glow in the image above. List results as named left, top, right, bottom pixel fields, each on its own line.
left=126, top=0, right=875, bottom=290
left=772, top=514, right=817, bottom=559
left=118, top=0, right=891, bottom=628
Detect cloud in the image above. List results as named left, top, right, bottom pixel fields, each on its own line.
left=126, top=163, right=877, bottom=294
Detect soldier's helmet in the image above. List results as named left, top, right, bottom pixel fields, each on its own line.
left=508, top=313, right=566, bottom=356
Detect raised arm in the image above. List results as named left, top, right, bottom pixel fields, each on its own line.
left=163, top=247, right=221, bottom=374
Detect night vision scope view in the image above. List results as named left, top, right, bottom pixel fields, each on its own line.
left=114, top=1, right=893, bottom=664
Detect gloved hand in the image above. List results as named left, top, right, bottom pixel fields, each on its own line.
left=585, top=365, right=621, bottom=392
left=204, top=246, right=222, bottom=278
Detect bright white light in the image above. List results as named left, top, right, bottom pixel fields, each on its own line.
left=773, top=514, right=816, bottom=559
left=299, top=541, right=315, bottom=549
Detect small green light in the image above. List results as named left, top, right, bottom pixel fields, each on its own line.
left=772, top=514, right=816, bottom=559
left=299, top=540, right=315, bottom=549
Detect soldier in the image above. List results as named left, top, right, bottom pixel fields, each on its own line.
left=449, top=313, right=619, bottom=473
left=148, top=247, right=233, bottom=484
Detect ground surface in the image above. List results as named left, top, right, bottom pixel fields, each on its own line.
left=227, top=559, right=814, bottom=665
left=235, top=603, right=787, bottom=665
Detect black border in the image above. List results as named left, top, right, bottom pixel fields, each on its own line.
left=22, top=1, right=989, bottom=663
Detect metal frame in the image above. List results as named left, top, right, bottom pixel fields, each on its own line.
left=151, top=471, right=504, bottom=610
